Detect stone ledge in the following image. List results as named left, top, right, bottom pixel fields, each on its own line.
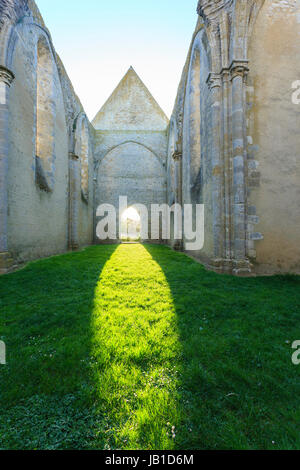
left=0, top=252, right=14, bottom=274
left=208, top=258, right=253, bottom=276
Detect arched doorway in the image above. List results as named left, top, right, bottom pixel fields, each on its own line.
left=120, top=207, right=141, bottom=241
left=95, top=141, right=167, bottom=242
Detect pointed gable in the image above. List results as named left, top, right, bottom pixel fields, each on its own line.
left=92, top=67, right=169, bottom=131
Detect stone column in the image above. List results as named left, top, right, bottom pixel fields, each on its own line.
left=0, top=66, right=15, bottom=274
left=230, top=60, right=251, bottom=274
left=172, top=149, right=183, bottom=206
left=68, top=152, right=80, bottom=250
left=221, top=68, right=231, bottom=263
left=172, top=149, right=183, bottom=250
left=207, top=72, right=224, bottom=263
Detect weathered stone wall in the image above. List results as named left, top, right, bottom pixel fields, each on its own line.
left=93, top=67, right=168, bottom=242
left=93, top=67, right=169, bottom=132
left=1, top=0, right=299, bottom=275
left=167, top=0, right=300, bottom=275
left=72, top=111, right=94, bottom=249
left=96, top=141, right=167, bottom=240
left=247, top=0, right=300, bottom=274
left=0, top=0, right=94, bottom=269
left=6, top=17, right=69, bottom=262
left=182, top=26, right=214, bottom=259
left=168, top=18, right=216, bottom=261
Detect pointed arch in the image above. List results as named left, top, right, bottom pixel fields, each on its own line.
left=95, top=141, right=167, bottom=241
left=74, top=112, right=91, bottom=203
left=167, top=119, right=177, bottom=204
left=35, top=34, right=56, bottom=192
left=97, top=141, right=166, bottom=173
left=182, top=28, right=211, bottom=203
left=230, top=0, right=265, bottom=62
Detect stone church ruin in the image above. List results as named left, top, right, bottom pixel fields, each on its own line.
left=0, top=0, right=299, bottom=275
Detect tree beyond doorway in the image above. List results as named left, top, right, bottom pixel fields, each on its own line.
left=120, top=207, right=141, bottom=242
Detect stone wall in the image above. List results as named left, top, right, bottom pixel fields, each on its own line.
left=167, top=0, right=300, bottom=275
left=95, top=140, right=167, bottom=240
left=1, top=0, right=299, bottom=276
left=0, top=0, right=94, bottom=271
left=247, top=0, right=300, bottom=274
left=93, top=67, right=168, bottom=242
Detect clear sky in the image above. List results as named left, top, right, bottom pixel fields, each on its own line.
left=36, top=0, right=198, bottom=120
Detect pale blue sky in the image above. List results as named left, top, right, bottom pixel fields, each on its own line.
left=36, top=0, right=198, bottom=120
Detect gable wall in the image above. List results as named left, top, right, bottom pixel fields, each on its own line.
left=92, top=68, right=169, bottom=131
left=93, top=68, right=169, bottom=242
left=94, top=129, right=168, bottom=241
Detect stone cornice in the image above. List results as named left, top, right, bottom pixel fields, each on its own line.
left=206, top=72, right=222, bottom=89
left=205, top=62, right=249, bottom=89
left=0, top=66, right=15, bottom=86
left=230, top=60, right=249, bottom=80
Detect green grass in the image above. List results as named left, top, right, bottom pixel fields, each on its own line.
left=0, top=244, right=299, bottom=450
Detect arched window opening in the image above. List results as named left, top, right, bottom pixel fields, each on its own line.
left=168, top=121, right=177, bottom=203
left=121, top=207, right=141, bottom=241
left=183, top=30, right=210, bottom=206
left=188, top=43, right=201, bottom=193
left=81, top=119, right=89, bottom=202
left=35, top=36, right=55, bottom=192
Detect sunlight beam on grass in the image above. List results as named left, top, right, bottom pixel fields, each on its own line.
left=1, top=245, right=299, bottom=450
left=90, top=244, right=181, bottom=450
left=120, top=207, right=141, bottom=241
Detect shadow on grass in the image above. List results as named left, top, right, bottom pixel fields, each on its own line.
left=144, top=244, right=300, bottom=450
left=0, top=245, right=117, bottom=450
left=0, top=243, right=299, bottom=450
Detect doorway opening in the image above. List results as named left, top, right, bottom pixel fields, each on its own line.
left=120, top=207, right=141, bottom=242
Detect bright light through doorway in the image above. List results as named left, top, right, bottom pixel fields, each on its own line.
left=122, top=207, right=140, bottom=222
left=121, top=207, right=141, bottom=241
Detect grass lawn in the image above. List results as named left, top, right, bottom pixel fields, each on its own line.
left=0, top=244, right=299, bottom=450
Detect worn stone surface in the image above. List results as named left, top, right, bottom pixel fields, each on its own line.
left=0, top=0, right=299, bottom=275
left=0, top=1, right=94, bottom=267
left=167, top=0, right=300, bottom=275
left=93, top=67, right=169, bottom=132
left=247, top=0, right=300, bottom=274
left=0, top=251, right=14, bottom=273
left=93, top=67, right=168, bottom=241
